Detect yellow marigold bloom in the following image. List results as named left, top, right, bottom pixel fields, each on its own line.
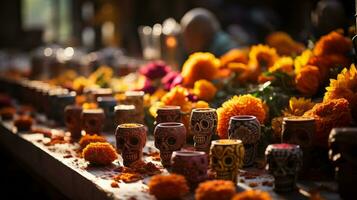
left=269, top=57, right=294, bottom=75
left=73, top=76, right=92, bottom=92
left=181, top=52, right=220, bottom=87
left=324, top=64, right=357, bottom=120
left=249, top=44, right=279, bottom=70
left=220, top=48, right=249, bottom=68
left=89, top=65, right=113, bottom=87
left=195, top=100, right=210, bottom=108
left=313, top=31, right=352, bottom=56
left=266, top=31, right=305, bottom=56
left=294, top=49, right=313, bottom=74
left=217, top=94, right=266, bottom=139
left=283, top=97, right=316, bottom=116
left=232, top=189, right=272, bottom=200
left=193, top=79, right=217, bottom=101
left=161, top=86, right=192, bottom=113
left=228, top=62, right=259, bottom=83
left=295, top=65, right=321, bottom=96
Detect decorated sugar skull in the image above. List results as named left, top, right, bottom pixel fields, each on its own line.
left=81, top=109, right=105, bottom=135
left=115, top=123, right=147, bottom=166
left=156, top=106, right=182, bottom=125
left=171, top=151, right=208, bottom=187
left=282, top=117, right=315, bottom=149
left=265, top=143, right=303, bottom=192
left=190, top=108, right=217, bottom=152
left=329, top=128, right=357, bottom=200
left=154, top=122, right=186, bottom=167
left=64, top=105, right=83, bottom=139
left=210, top=139, right=245, bottom=183
left=228, top=115, right=260, bottom=167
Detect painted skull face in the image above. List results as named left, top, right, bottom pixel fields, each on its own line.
left=228, top=115, right=260, bottom=167
left=171, top=151, right=208, bottom=186
left=210, top=139, right=245, bottom=183
left=81, top=109, right=105, bottom=134
left=116, top=123, right=147, bottom=167
left=282, top=117, right=315, bottom=149
left=329, top=128, right=357, bottom=199
left=265, top=144, right=302, bottom=192
left=156, top=106, right=182, bottom=124
left=64, top=105, right=82, bottom=139
left=190, top=108, right=217, bottom=152
left=154, top=122, right=186, bottom=167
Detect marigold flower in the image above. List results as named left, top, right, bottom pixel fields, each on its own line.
left=193, top=79, right=217, bottom=101
left=232, top=190, right=272, bottom=200
left=324, top=64, right=357, bottom=120
left=88, top=66, right=113, bottom=87
left=220, top=48, right=249, bottom=68
left=266, top=31, right=305, bottom=56
left=294, top=50, right=313, bottom=74
left=269, top=57, right=294, bottom=75
left=161, top=86, right=192, bottom=113
left=195, top=180, right=236, bottom=200
left=217, top=94, right=266, bottom=139
left=181, top=52, right=220, bottom=86
left=228, top=62, right=259, bottom=83
left=249, top=44, right=279, bottom=70
left=148, top=174, right=189, bottom=200
left=313, top=31, right=352, bottom=56
left=82, top=142, right=118, bottom=165
left=304, top=98, right=352, bottom=147
left=79, top=134, right=107, bottom=149
left=295, top=65, right=321, bottom=96
left=195, top=100, right=210, bottom=108
left=283, top=97, right=316, bottom=116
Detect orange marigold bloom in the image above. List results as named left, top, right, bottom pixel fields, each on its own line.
left=304, top=98, right=352, bottom=147
left=82, top=142, right=118, bottom=165
left=181, top=52, right=220, bottom=87
left=161, top=86, right=192, bottom=113
left=217, top=94, right=266, bottom=139
left=295, top=65, right=321, bottom=96
left=249, top=44, right=279, bottom=70
left=283, top=97, right=316, bottom=116
left=232, top=190, right=272, bottom=200
left=266, top=31, right=305, bottom=56
left=193, top=79, right=217, bottom=101
left=195, top=180, right=236, bottom=200
left=228, top=62, right=260, bottom=83
left=79, top=134, right=107, bottom=149
left=324, top=64, right=357, bottom=120
left=269, top=57, right=294, bottom=75
left=220, top=48, right=249, bottom=68
left=148, top=174, right=189, bottom=200
left=313, top=31, right=352, bottom=56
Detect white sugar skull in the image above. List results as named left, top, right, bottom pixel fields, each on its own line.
left=116, top=123, right=147, bottom=166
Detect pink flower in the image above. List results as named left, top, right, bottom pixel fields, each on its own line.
left=162, top=71, right=183, bottom=90
left=139, top=60, right=171, bottom=80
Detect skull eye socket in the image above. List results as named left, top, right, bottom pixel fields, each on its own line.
left=167, top=137, right=176, bottom=145
left=201, top=120, right=209, bottom=128
left=224, top=156, right=234, bottom=166
left=118, top=138, right=125, bottom=145
left=130, top=137, right=139, bottom=146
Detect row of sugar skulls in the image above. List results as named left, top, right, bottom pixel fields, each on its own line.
left=64, top=90, right=145, bottom=139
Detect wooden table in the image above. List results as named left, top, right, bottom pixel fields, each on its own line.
left=0, top=119, right=341, bottom=200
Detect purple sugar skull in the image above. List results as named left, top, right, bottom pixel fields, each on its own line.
left=64, top=105, right=83, bottom=139
left=81, top=109, right=105, bottom=135
left=171, top=151, right=208, bottom=187
left=190, top=108, right=217, bottom=152
left=116, top=123, right=147, bottom=166
left=329, top=128, right=357, bottom=200
left=154, top=122, right=186, bottom=167
left=228, top=115, right=260, bottom=167
left=265, top=143, right=303, bottom=192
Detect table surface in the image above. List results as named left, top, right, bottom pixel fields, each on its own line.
left=0, top=118, right=341, bottom=200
